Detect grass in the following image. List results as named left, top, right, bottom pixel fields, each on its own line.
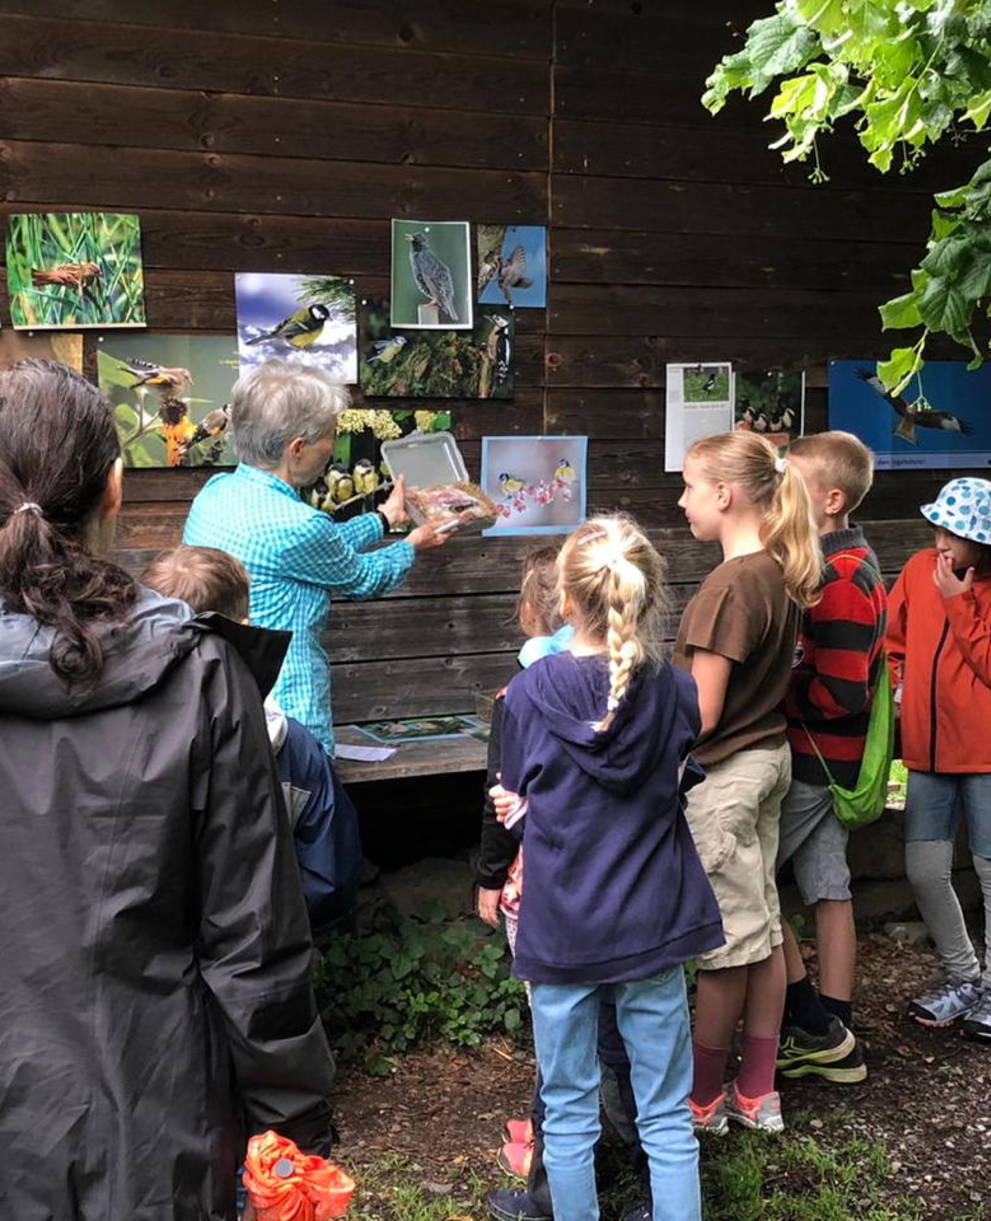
left=333, top=1125, right=958, bottom=1221
left=6, top=211, right=145, bottom=328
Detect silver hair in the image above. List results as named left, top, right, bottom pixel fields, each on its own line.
left=230, top=360, right=348, bottom=468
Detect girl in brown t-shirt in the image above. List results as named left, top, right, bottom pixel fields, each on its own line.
left=675, top=430, right=821, bottom=1134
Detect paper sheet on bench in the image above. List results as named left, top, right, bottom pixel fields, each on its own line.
left=336, top=743, right=397, bottom=763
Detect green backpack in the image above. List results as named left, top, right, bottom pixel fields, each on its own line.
left=801, top=556, right=894, bottom=832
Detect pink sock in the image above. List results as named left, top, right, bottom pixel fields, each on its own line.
left=736, top=1034, right=779, bottom=1099
left=691, top=1041, right=730, bottom=1107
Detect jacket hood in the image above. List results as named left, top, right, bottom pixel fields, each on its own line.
left=510, top=651, right=696, bottom=795
left=0, top=588, right=290, bottom=719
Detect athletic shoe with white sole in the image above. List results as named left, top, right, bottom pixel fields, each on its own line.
left=726, top=1085, right=784, bottom=1133
left=908, top=977, right=983, bottom=1027
left=961, top=988, right=991, bottom=1043
left=777, top=1016, right=863, bottom=1081
left=689, top=1090, right=729, bottom=1136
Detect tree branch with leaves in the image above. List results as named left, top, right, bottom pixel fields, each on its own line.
left=704, top=0, right=991, bottom=392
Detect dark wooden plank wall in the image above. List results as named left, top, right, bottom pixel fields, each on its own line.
left=0, top=0, right=974, bottom=725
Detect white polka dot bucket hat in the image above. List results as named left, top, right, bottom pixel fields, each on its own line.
left=921, top=477, right=991, bottom=545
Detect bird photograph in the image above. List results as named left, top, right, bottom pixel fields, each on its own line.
left=683, top=364, right=730, bottom=402
left=359, top=299, right=514, bottom=400
left=482, top=436, right=587, bottom=535
left=245, top=303, right=330, bottom=349
left=97, top=336, right=239, bottom=469
left=6, top=210, right=146, bottom=329
left=734, top=370, right=804, bottom=440
left=123, top=360, right=194, bottom=393
left=391, top=220, right=472, bottom=329
left=179, top=403, right=231, bottom=461
left=367, top=336, right=408, bottom=364
left=477, top=224, right=547, bottom=309
left=235, top=272, right=357, bottom=382
left=855, top=366, right=973, bottom=446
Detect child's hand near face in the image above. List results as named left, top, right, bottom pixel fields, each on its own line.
left=933, top=550, right=975, bottom=598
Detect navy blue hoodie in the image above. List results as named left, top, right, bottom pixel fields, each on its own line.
left=501, top=652, right=724, bottom=985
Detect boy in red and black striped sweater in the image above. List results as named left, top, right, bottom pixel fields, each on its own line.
left=775, top=432, right=887, bottom=1083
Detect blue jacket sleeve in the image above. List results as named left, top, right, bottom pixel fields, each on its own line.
left=277, top=720, right=363, bottom=929
left=280, top=513, right=414, bottom=600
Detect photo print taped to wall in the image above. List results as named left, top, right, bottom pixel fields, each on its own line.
left=390, top=220, right=473, bottom=330
left=664, top=362, right=734, bottom=472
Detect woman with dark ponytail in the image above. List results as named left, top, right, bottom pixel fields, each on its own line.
left=0, top=361, right=334, bottom=1219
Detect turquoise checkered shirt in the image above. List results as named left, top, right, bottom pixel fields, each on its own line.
left=183, top=463, right=414, bottom=755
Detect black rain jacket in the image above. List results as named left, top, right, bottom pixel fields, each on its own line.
left=0, top=588, right=334, bottom=1220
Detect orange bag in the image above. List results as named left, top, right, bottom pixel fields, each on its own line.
left=243, top=1130, right=355, bottom=1221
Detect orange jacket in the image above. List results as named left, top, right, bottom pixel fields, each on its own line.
left=887, top=548, right=991, bottom=773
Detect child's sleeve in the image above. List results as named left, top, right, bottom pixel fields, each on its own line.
left=787, top=573, right=884, bottom=724
left=474, top=696, right=520, bottom=890
left=943, top=591, right=991, bottom=688
left=498, top=695, right=535, bottom=799
left=886, top=567, right=909, bottom=689
left=681, top=575, right=763, bottom=664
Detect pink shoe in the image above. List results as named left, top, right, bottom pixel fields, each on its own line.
left=504, top=1118, right=533, bottom=1145
left=497, top=1139, right=533, bottom=1179
left=688, top=1091, right=728, bottom=1136
left=726, top=1085, right=784, bottom=1133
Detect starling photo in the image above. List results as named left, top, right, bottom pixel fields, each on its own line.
left=391, top=220, right=472, bottom=330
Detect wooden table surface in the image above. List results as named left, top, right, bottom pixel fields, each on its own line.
left=334, top=724, right=488, bottom=785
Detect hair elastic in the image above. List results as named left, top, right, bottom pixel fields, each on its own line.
left=774, top=456, right=787, bottom=475
left=12, top=502, right=42, bottom=515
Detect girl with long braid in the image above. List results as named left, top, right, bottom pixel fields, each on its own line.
left=493, top=516, right=723, bottom=1221
left=675, top=431, right=821, bottom=1134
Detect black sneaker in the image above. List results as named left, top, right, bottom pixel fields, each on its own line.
left=961, top=988, right=991, bottom=1043
left=487, top=1187, right=552, bottom=1221
left=620, top=1203, right=651, bottom=1221
left=777, top=1016, right=861, bottom=1080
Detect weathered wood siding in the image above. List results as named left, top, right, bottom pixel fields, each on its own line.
left=0, top=0, right=974, bottom=724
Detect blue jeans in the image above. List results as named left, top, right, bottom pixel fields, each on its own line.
left=530, top=968, right=700, bottom=1221
left=905, top=771, right=991, bottom=987
left=904, top=771, right=991, bottom=858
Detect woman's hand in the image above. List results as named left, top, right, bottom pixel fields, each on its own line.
left=477, top=887, right=502, bottom=929
left=407, top=522, right=451, bottom=550
left=381, top=475, right=410, bottom=529
left=933, top=551, right=974, bottom=598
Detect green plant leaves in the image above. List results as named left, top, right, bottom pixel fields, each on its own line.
left=705, top=0, right=991, bottom=372
left=313, top=914, right=528, bottom=1068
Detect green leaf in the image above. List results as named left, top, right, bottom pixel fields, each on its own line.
left=746, top=13, right=819, bottom=94
left=918, top=277, right=971, bottom=332
left=879, top=290, right=923, bottom=330
left=955, top=253, right=991, bottom=300
left=930, top=208, right=962, bottom=239
left=934, top=183, right=970, bottom=208
left=877, top=346, right=922, bottom=394
left=920, top=234, right=969, bottom=277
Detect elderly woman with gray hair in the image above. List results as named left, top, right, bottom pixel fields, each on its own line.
left=184, top=360, right=446, bottom=755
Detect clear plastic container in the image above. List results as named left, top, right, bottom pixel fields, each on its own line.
left=380, top=431, right=496, bottom=533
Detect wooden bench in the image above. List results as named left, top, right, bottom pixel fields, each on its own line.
left=334, top=724, right=488, bottom=785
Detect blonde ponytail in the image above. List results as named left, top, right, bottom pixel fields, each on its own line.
left=557, top=516, right=669, bottom=732
left=761, top=459, right=821, bottom=608
left=688, top=432, right=821, bottom=609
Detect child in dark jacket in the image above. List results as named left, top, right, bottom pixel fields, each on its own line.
left=493, top=516, right=723, bottom=1221
left=142, top=545, right=362, bottom=930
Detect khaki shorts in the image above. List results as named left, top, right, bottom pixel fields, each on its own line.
left=684, top=742, right=791, bottom=970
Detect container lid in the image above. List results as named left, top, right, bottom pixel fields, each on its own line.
left=380, top=431, right=468, bottom=488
